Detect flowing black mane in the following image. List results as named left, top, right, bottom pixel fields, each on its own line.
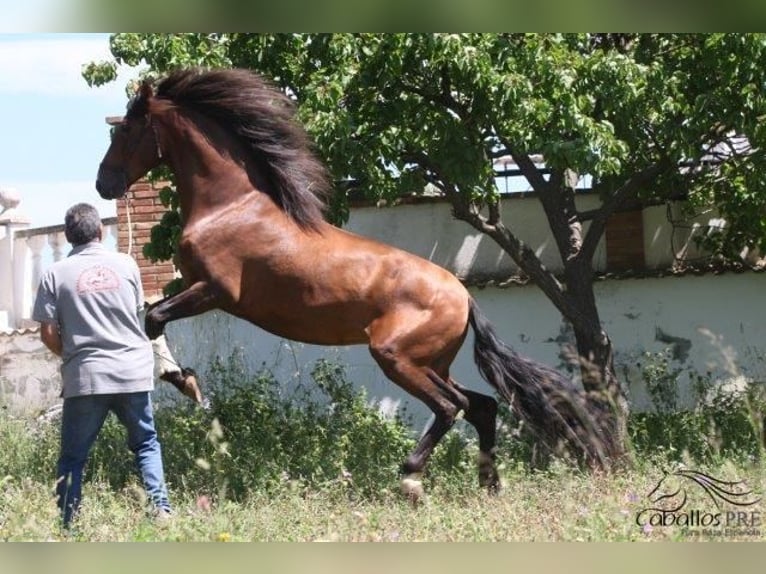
left=143, top=68, right=331, bottom=229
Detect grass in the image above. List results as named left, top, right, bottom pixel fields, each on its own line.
left=2, top=354, right=765, bottom=542
left=2, top=455, right=764, bottom=542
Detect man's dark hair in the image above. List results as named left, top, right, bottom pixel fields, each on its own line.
left=64, top=203, right=102, bottom=246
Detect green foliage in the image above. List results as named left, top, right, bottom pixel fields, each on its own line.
left=142, top=208, right=181, bottom=263
left=628, top=389, right=766, bottom=464
left=82, top=354, right=419, bottom=501
left=4, top=352, right=766, bottom=541
left=82, top=60, right=117, bottom=87
left=84, top=33, right=766, bottom=262
left=628, top=349, right=766, bottom=463
left=4, top=354, right=764, bottom=499
left=639, top=348, right=682, bottom=414
left=82, top=34, right=766, bottom=438
left=0, top=413, right=59, bottom=482
left=140, top=167, right=182, bottom=268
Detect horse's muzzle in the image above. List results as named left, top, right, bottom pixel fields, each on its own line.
left=95, top=164, right=128, bottom=200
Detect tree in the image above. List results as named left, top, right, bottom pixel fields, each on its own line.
left=85, top=33, right=766, bottom=460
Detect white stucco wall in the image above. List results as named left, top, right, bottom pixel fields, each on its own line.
left=642, top=202, right=718, bottom=269
left=3, top=198, right=762, bottom=425
left=156, top=271, right=766, bottom=427
left=345, top=194, right=607, bottom=279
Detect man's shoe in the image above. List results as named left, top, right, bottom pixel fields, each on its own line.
left=153, top=507, right=173, bottom=526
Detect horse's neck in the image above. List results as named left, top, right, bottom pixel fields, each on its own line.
left=163, top=113, right=264, bottom=224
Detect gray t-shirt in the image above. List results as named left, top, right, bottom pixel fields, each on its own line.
left=32, top=241, right=154, bottom=398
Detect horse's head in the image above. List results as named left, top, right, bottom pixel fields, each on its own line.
left=96, top=81, right=163, bottom=200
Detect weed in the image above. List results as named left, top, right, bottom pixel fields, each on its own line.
left=2, top=352, right=765, bottom=541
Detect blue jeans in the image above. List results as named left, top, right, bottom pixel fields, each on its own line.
left=57, top=392, right=170, bottom=526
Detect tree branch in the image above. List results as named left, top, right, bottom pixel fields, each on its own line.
left=580, top=160, right=669, bottom=262
left=403, top=150, right=464, bottom=205
left=537, top=167, right=584, bottom=264
left=398, top=67, right=470, bottom=121
left=490, top=148, right=511, bottom=159
left=409, top=149, right=578, bottom=320
left=578, top=207, right=600, bottom=222
left=495, top=133, right=548, bottom=193
left=487, top=197, right=500, bottom=226
left=439, top=65, right=470, bottom=119
left=453, top=205, right=584, bottom=321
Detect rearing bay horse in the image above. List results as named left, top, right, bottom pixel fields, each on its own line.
left=96, top=68, right=609, bottom=499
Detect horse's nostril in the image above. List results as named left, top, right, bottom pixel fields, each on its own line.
left=95, top=180, right=102, bottom=193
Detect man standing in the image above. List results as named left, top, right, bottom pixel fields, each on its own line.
left=33, top=203, right=172, bottom=527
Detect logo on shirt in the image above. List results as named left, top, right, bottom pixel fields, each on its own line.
left=77, top=265, right=121, bottom=293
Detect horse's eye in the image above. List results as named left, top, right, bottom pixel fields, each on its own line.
left=109, top=123, right=128, bottom=141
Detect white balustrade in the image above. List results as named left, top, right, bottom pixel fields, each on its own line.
left=1, top=216, right=119, bottom=332
left=11, top=233, right=29, bottom=330
left=27, top=234, right=47, bottom=303
left=25, top=233, right=48, bottom=327
left=48, top=230, right=67, bottom=262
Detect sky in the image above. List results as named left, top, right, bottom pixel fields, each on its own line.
left=0, top=32, right=563, bottom=232
left=0, top=33, right=140, bottom=228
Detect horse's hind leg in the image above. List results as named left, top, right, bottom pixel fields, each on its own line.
left=452, top=381, right=501, bottom=492
left=369, top=345, right=468, bottom=502
left=399, top=407, right=455, bottom=501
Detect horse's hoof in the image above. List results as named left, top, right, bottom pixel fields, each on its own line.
left=400, top=473, right=424, bottom=504
left=483, top=478, right=502, bottom=495
left=160, top=369, right=205, bottom=406
left=479, top=475, right=502, bottom=495
left=477, top=451, right=501, bottom=494
left=181, top=372, right=204, bottom=405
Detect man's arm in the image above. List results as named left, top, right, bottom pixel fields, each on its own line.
left=39, top=321, right=63, bottom=357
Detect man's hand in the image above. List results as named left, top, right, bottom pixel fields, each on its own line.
left=39, top=322, right=63, bottom=357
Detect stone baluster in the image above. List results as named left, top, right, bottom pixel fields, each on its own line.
left=104, top=222, right=118, bottom=252
left=28, top=234, right=47, bottom=308
left=49, top=230, right=68, bottom=262
left=11, top=234, right=29, bottom=328
left=0, top=186, right=30, bottom=330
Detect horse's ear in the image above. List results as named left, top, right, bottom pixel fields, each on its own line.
left=138, top=80, right=154, bottom=101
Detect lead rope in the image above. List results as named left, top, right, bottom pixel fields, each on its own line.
left=153, top=349, right=182, bottom=370
left=126, top=190, right=169, bottom=365
left=125, top=190, right=134, bottom=257
left=126, top=175, right=204, bottom=405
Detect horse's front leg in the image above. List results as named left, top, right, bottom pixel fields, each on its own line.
left=152, top=332, right=206, bottom=407
left=145, top=281, right=221, bottom=340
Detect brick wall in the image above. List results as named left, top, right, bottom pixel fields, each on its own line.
left=116, top=181, right=176, bottom=301
left=605, top=209, right=645, bottom=271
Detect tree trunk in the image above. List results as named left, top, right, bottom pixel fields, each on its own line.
left=572, top=325, right=630, bottom=461
left=542, top=168, right=631, bottom=464
left=444, top=166, right=632, bottom=465
left=564, top=262, right=630, bottom=463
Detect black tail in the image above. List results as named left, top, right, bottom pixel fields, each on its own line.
left=468, top=298, right=609, bottom=468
